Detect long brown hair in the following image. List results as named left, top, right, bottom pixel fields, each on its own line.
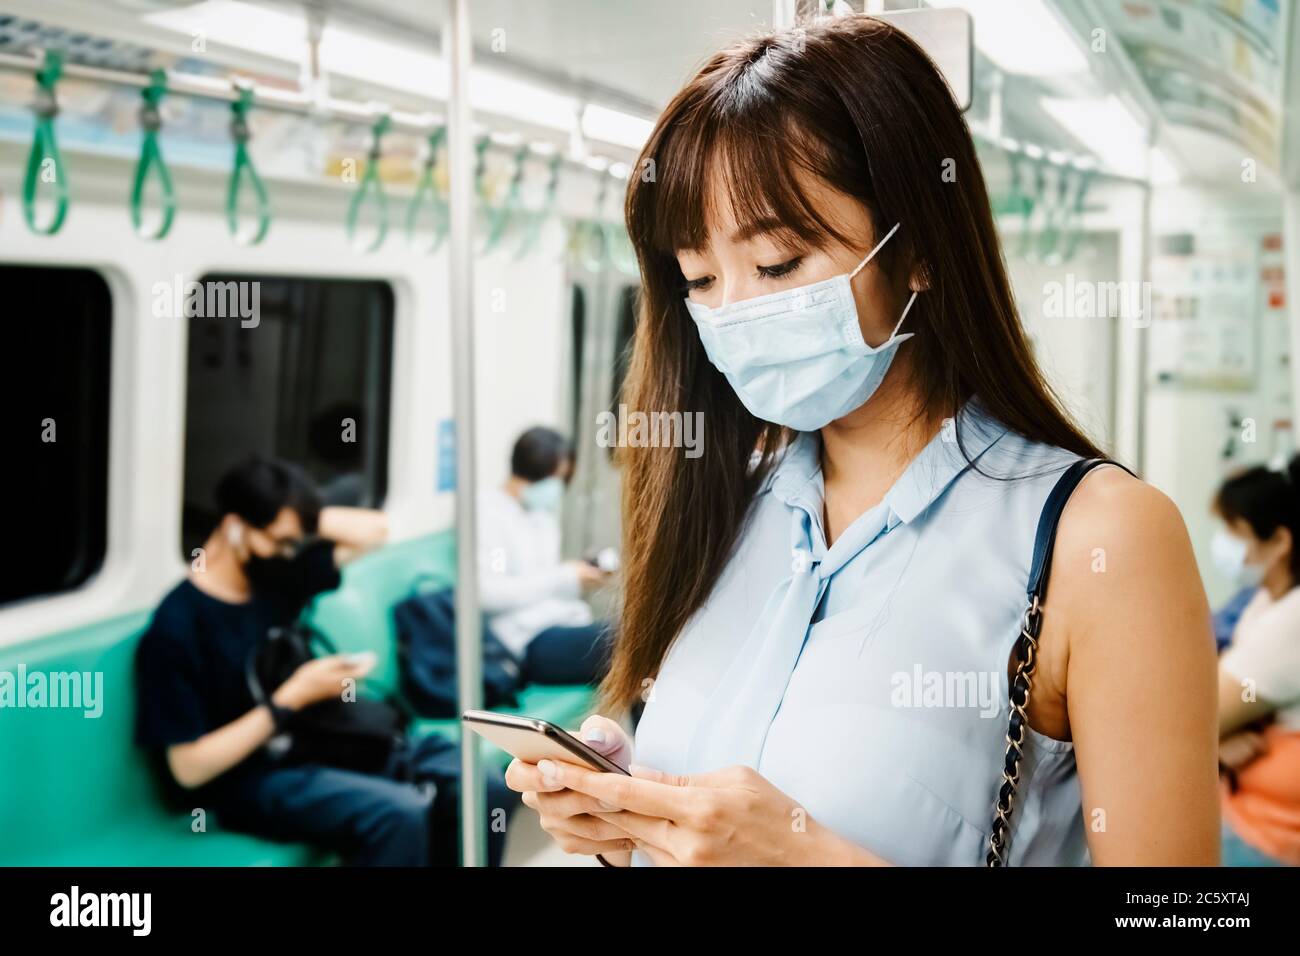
left=601, top=15, right=1103, bottom=713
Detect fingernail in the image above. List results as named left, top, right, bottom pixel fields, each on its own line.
left=598, top=800, right=618, bottom=812
left=538, top=759, right=558, bottom=785
left=583, top=728, right=607, bottom=746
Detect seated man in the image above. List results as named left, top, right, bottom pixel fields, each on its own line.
left=478, top=427, right=613, bottom=685
left=135, top=455, right=516, bottom=866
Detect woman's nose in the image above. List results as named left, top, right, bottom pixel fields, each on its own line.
left=718, top=275, right=761, bottom=308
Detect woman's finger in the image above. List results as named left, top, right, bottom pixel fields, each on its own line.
left=541, top=760, right=695, bottom=820
left=578, top=714, right=633, bottom=767
left=505, top=757, right=567, bottom=793
left=592, top=809, right=677, bottom=851
left=545, top=811, right=632, bottom=844
left=531, top=787, right=620, bottom=819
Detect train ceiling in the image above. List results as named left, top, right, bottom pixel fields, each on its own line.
left=0, top=0, right=1296, bottom=191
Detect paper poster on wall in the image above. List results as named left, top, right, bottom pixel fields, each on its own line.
left=1149, top=251, right=1259, bottom=389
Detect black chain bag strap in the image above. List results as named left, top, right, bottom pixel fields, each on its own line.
left=986, top=457, right=1134, bottom=867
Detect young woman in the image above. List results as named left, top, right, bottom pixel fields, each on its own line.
left=506, top=15, right=1218, bottom=865
left=1214, top=460, right=1300, bottom=866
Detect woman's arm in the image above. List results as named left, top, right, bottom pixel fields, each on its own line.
left=1048, top=468, right=1220, bottom=865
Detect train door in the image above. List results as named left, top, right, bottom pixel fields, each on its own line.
left=561, top=254, right=639, bottom=566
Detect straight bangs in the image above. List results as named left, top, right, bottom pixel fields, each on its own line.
left=638, top=103, right=856, bottom=264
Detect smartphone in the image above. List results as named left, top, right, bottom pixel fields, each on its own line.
left=461, top=710, right=629, bottom=775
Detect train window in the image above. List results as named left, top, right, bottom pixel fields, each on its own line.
left=181, top=275, right=394, bottom=557
left=2, top=265, right=112, bottom=606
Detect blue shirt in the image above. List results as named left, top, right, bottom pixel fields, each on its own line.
left=633, top=399, right=1092, bottom=866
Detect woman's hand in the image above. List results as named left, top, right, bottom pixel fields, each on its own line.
left=549, top=761, right=882, bottom=866
left=504, top=715, right=637, bottom=859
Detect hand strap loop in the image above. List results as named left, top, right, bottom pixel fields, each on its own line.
left=514, top=152, right=562, bottom=260
left=406, top=126, right=449, bottom=253
left=572, top=172, right=610, bottom=272
left=346, top=112, right=391, bottom=252
left=227, top=85, right=272, bottom=245
left=24, top=50, right=70, bottom=236
left=482, top=144, right=528, bottom=255
left=130, top=69, right=176, bottom=240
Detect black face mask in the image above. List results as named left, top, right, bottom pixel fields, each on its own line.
left=243, top=538, right=340, bottom=608
left=244, top=553, right=304, bottom=599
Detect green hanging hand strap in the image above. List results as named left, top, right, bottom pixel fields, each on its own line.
left=1036, top=167, right=1071, bottom=262
left=514, top=152, right=562, bottom=260
left=406, top=126, right=448, bottom=253
left=576, top=173, right=610, bottom=272
left=130, top=69, right=176, bottom=240
left=1016, top=160, right=1044, bottom=259
left=347, top=113, right=391, bottom=252
left=23, top=50, right=70, bottom=236
left=472, top=134, right=495, bottom=253
left=227, top=86, right=271, bottom=245
left=482, top=144, right=528, bottom=255
left=1060, top=169, right=1094, bottom=262
left=605, top=220, right=639, bottom=276
left=473, top=134, right=492, bottom=203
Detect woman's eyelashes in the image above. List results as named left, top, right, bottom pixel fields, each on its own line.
left=756, top=256, right=804, bottom=280
left=679, top=256, right=805, bottom=295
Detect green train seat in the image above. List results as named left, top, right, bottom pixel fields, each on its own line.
left=0, top=530, right=597, bottom=865
left=305, top=534, right=598, bottom=769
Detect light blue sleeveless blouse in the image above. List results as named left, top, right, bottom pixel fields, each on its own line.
left=632, top=399, right=1091, bottom=866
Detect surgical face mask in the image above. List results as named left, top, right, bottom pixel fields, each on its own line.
left=245, top=553, right=301, bottom=596
left=521, top=476, right=564, bottom=513
left=685, top=222, right=918, bottom=432
left=1211, top=529, right=1266, bottom=589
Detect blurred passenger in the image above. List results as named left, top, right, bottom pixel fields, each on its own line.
left=1212, top=585, right=1258, bottom=653
left=135, top=455, right=516, bottom=865
left=478, top=426, right=613, bottom=685
left=1215, top=458, right=1300, bottom=866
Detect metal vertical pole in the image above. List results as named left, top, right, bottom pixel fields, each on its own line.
left=446, top=0, right=486, bottom=868
left=1134, top=181, right=1152, bottom=474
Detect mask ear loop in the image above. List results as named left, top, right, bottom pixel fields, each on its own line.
left=849, top=221, right=902, bottom=280
left=889, top=290, right=919, bottom=339
left=849, top=221, right=917, bottom=343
